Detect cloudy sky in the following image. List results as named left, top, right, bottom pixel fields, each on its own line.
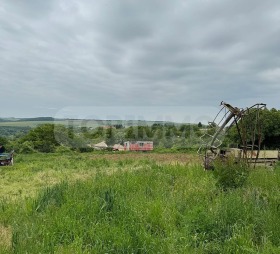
left=0, top=0, right=279, bottom=122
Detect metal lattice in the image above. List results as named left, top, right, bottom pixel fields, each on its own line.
left=198, top=102, right=266, bottom=169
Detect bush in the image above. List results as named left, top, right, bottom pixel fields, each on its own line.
left=18, top=141, right=37, bottom=154
left=77, top=146, right=94, bottom=153
left=213, top=157, right=249, bottom=190
left=55, top=145, right=73, bottom=154
left=18, top=124, right=85, bottom=153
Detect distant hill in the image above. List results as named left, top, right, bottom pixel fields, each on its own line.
left=0, top=117, right=18, bottom=122
left=17, top=117, right=55, bottom=122
left=0, top=117, right=66, bottom=122
left=0, top=117, right=189, bottom=130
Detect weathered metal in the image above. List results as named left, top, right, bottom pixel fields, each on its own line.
left=198, top=102, right=270, bottom=169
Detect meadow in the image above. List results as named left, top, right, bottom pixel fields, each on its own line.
left=0, top=120, right=100, bottom=129
left=1, top=152, right=280, bottom=253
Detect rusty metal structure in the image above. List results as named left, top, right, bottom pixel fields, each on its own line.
left=198, top=101, right=267, bottom=169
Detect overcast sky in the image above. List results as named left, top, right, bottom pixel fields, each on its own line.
left=0, top=0, right=279, bottom=122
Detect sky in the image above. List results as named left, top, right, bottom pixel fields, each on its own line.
left=0, top=0, right=279, bottom=123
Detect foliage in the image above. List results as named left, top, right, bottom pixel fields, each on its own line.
left=1, top=107, right=280, bottom=154
left=17, top=124, right=79, bottom=153
left=55, top=145, right=73, bottom=154
left=0, top=126, right=31, bottom=139
left=261, top=108, right=280, bottom=148
left=213, top=157, right=250, bottom=190
left=17, top=141, right=37, bottom=154
left=0, top=136, right=8, bottom=145
left=226, top=108, right=280, bottom=149
left=123, top=124, right=202, bottom=148
left=79, top=123, right=202, bottom=150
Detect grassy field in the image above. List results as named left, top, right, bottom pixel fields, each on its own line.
left=0, top=120, right=99, bottom=128
left=1, top=152, right=280, bottom=253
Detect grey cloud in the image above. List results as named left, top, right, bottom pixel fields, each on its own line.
left=0, top=0, right=279, bottom=118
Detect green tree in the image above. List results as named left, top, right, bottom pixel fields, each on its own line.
left=19, top=124, right=75, bottom=153
left=0, top=136, right=8, bottom=145
left=105, top=127, right=116, bottom=145
left=226, top=108, right=280, bottom=149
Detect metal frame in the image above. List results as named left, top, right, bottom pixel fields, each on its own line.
left=198, top=102, right=266, bottom=169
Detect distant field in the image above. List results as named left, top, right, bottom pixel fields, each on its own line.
left=0, top=120, right=100, bottom=128
left=0, top=119, right=169, bottom=128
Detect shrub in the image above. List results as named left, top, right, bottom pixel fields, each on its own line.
left=18, top=141, right=37, bottom=154
left=55, top=146, right=73, bottom=154
left=213, top=157, right=249, bottom=190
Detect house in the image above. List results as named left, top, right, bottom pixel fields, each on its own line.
left=93, top=141, right=108, bottom=150
left=124, top=141, right=153, bottom=151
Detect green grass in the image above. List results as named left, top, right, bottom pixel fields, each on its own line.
left=1, top=153, right=280, bottom=253
left=0, top=152, right=153, bottom=201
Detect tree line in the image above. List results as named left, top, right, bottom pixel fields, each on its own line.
left=226, top=108, right=280, bottom=149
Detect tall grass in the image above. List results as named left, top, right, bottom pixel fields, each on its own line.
left=1, top=154, right=280, bottom=253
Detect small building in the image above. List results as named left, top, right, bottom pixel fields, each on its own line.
left=93, top=141, right=108, bottom=150
left=112, top=144, right=124, bottom=151
left=124, top=141, right=153, bottom=151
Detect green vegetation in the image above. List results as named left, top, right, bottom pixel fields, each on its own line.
left=0, top=126, right=31, bottom=139
left=0, top=108, right=280, bottom=253
left=1, top=122, right=203, bottom=154
left=227, top=108, right=280, bottom=149
left=0, top=153, right=280, bottom=253
left=213, top=157, right=250, bottom=190
left=1, top=108, right=280, bottom=153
